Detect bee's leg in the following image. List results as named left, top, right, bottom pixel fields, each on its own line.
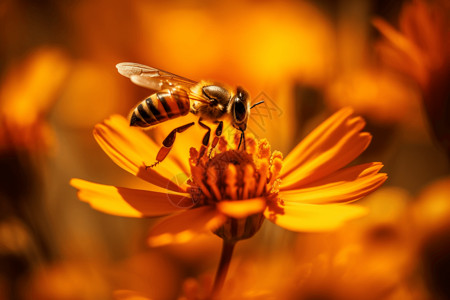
left=147, top=122, right=195, bottom=168
left=237, top=130, right=246, bottom=150
left=197, top=119, right=211, bottom=163
left=208, top=121, right=223, bottom=157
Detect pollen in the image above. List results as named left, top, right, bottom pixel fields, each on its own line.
left=188, top=134, right=284, bottom=242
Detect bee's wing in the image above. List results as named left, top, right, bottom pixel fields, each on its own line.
left=116, top=62, right=197, bottom=91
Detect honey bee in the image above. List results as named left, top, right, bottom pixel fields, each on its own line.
left=116, top=62, right=264, bottom=167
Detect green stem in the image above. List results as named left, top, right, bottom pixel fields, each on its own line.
left=211, top=240, right=236, bottom=298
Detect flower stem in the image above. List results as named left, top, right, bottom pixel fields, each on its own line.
left=211, top=240, right=236, bottom=298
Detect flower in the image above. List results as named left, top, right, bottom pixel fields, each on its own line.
left=0, top=47, right=71, bottom=153
left=70, top=107, right=386, bottom=246
left=372, top=0, right=449, bottom=92
left=373, top=0, right=450, bottom=156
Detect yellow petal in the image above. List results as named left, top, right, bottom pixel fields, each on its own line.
left=94, top=115, right=188, bottom=192
left=216, top=198, right=267, bottom=218
left=264, top=201, right=367, bottom=232
left=148, top=206, right=226, bottom=247
left=70, top=178, right=189, bottom=217
left=279, top=163, right=387, bottom=204
left=283, top=108, right=353, bottom=168
left=281, top=108, right=372, bottom=189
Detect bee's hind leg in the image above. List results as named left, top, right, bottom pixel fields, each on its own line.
left=146, top=122, right=195, bottom=169
left=208, top=121, right=223, bottom=157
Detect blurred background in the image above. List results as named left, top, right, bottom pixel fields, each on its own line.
left=0, top=0, right=449, bottom=299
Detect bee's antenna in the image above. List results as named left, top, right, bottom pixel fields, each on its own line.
left=250, top=100, right=264, bottom=109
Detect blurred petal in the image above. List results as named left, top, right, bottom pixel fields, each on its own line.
left=0, top=48, right=71, bottom=151
left=216, top=198, right=267, bottom=219
left=94, top=115, right=188, bottom=192
left=399, top=0, right=444, bottom=65
left=372, top=17, right=424, bottom=69
left=264, top=201, right=367, bottom=232
left=148, top=206, right=226, bottom=247
left=279, top=163, right=387, bottom=204
left=374, top=41, right=427, bottom=86
left=113, top=290, right=152, bottom=300
left=70, top=178, right=188, bottom=217
left=1, top=48, right=71, bottom=127
left=281, top=108, right=372, bottom=189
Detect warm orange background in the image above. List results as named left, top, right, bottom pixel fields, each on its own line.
left=0, top=0, right=449, bottom=299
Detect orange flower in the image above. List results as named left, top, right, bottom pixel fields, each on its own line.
left=373, top=0, right=450, bottom=156
left=70, top=107, right=386, bottom=246
left=373, top=0, right=449, bottom=91
left=0, top=47, right=71, bottom=152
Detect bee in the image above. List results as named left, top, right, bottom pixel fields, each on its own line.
left=116, top=62, right=264, bottom=167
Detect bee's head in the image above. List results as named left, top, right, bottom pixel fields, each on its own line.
left=230, top=87, right=250, bottom=131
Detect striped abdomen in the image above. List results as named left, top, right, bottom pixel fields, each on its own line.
left=130, top=88, right=190, bottom=127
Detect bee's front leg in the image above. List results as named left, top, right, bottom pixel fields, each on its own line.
left=237, top=130, right=246, bottom=150
left=197, top=118, right=211, bottom=164
left=208, top=121, right=223, bottom=157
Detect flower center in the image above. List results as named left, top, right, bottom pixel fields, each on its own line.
left=188, top=135, right=283, bottom=205
left=187, top=134, right=283, bottom=242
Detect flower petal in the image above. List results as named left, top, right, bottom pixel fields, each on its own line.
left=70, top=178, right=189, bottom=217
left=148, top=206, right=226, bottom=247
left=264, top=201, right=367, bottom=232
left=94, top=115, right=188, bottom=192
left=399, top=1, right=444, bottom=66
left=282, top=108, right=353, bottom=168
left=281, top=108, right=372, bottom=189
left=216, top=198, right=267, bottom=219
left=372, top=17, right=425, bottom=71
left=279, top=163, right=387, bottom=204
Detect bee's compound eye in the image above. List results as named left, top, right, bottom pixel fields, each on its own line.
left=234, top=99, right=247, bottom=122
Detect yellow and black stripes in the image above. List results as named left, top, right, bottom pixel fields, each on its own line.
left=130, top=88, right=190, bottom=127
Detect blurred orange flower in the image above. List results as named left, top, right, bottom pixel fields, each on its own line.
left=373, top=0, right=449, bottom=91
left=71, top=107, right=386, bottom=246
left=373, top=0, right=450, bottom=155
left=0, top=47, right=71, bottom=152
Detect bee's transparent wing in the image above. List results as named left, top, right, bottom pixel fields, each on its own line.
left=116, top=62, right=197, bottom=91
